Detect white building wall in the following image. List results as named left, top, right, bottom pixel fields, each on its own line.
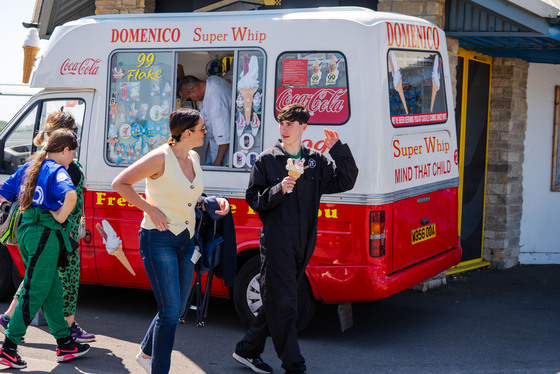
left=520, top=63, right=560, bottom=264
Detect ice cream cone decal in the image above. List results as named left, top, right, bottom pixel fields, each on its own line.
left=251, top=112, right=260, bottom=136
left=96, top=220, right=136, bottom=276
left=430, top=55, right=442, bottom=112
left=22, top=28, right=41, bottom=84
left=236, top=111, right=246, bottom=136
left=238, top=54, right=260, bottom=126
left=389, top=51, right=408, bottom=115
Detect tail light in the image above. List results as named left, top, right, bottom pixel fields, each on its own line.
left=370, top=211, right=385, bottom=257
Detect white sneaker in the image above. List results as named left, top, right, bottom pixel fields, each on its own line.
left=136, top=351, right=152, bottom=374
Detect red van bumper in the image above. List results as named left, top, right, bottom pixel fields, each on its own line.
left=306, top=246, right=462, bottom=304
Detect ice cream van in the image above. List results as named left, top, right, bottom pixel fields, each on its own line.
left=0, top=7, right=461, bottom=330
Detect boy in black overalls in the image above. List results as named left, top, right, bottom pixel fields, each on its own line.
left=234, top=104, right=358, bottom=374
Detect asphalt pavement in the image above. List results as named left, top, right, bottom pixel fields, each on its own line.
left=0, top=264, right=559, bottom=373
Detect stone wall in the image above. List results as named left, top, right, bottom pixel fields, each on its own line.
left=485, top=58, right=528, bottom=269
left=95, top=0, right=155, bottom=14
left=377, top=0, right=446, bottom=29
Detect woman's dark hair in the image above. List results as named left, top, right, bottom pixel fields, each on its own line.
left=20, top=129, right=78, bottom=211
left=167, top=108, right=201, bottom=145
left=277, top=103, right=310, bottom=124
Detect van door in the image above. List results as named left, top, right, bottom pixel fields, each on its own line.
left=0, top=92, right=93, bottom=276
left=387, top=49, right=459, bottom=271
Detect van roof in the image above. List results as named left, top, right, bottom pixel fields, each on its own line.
left=66, top=6, right=428, bottom=27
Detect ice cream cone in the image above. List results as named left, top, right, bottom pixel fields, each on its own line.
left=288, top=170, right=303, bottom=179
left=430, top=78, right=439, bottom=112
left=111, top=245, right=136, bottom=276
left=22, top=28, right=41, bottom=84
left=395, top=82, right=408, bottom=115
left=239, top=87, right=258, bottom=125
left=22, top=46, right=40, bottom=84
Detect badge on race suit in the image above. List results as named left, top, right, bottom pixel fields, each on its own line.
left=239, top=133, right=254, bottom=150
left=119, top=123, right=132, bottom=140
left=150, top=105, right=162, bottom=121
left=308, top=158, right=316, bottom=168
left=247, top=151, right=259, bottom=167
left=139, top=102, right=149, bottom=120
left=144, top=121, right=157, bottom=137
left=233, top=151, right=247, bottom=168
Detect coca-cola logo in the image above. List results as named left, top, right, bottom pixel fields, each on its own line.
left=60, top=58, right=102, bottom=76
left=275, top=87, right=349, bottom=124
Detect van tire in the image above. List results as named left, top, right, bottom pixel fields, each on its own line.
left=0, top=246, right=15, bottom=301
left=233, top=256, right=317, bottom=333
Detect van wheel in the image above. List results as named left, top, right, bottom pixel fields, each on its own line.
left=0, top=246, right=15, bottom=301
left=233, top=256, right=317, bottom=333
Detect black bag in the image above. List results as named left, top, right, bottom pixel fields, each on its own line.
left=0, top=201, right=22, bottom=246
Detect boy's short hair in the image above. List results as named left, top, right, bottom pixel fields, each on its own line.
left=277, top=103, right=310, bottom=124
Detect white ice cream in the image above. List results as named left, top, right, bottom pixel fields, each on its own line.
left=101, top=219, right=122, bottom=253
left=23, top=28, right=40, bottom=48
left=238, top=55, right=259, bottom=89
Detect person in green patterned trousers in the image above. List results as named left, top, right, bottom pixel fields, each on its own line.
left=0, top=109, right=95, bottom=343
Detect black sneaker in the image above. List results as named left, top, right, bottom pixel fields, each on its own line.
left=0, top=342, right=27, bottom=369
left=56, top=337, right=90, bottom=362
left=233, top=352, right=273, bottom=374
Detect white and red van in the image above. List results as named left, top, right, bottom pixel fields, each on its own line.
left=0, top=7, right=461, bottom=330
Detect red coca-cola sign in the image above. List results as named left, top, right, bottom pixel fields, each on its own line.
left=60, top=58, right=102, bottom=76
left=275, top=87, right=349, bottom=124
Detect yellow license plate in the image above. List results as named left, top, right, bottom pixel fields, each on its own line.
left=411, top=224, right=436, bottom=244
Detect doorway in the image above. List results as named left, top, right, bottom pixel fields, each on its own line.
left=450, top=49, right=492, bottom=273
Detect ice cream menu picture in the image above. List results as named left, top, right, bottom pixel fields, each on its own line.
left=275, top=52, right=349, bottom=125
left=106, top=52, right=174, bottom=165
left=233, top=51, right=265, bottom=169
left=387, top=50, right=448, bottom=127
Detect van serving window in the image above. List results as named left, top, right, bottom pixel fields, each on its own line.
left=106, top=52, right=174, bottom=166
left=387, top=50, right=447, bottom=127
left=176, top=49, right=265, bottom=170
left=275, top=52, right=349, bottom=125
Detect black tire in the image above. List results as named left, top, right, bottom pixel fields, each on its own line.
left=0, top=245, right=15, bottom=301
left=233, top=255, right=317, bottom=333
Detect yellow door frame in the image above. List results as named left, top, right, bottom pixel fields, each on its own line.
left=448, top=48, right=493, bottom=274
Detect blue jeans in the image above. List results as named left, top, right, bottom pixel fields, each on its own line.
left=139, top=228, right=195, bottom=374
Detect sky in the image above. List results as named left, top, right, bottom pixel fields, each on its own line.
left=0, top=0, right=45, bottom=123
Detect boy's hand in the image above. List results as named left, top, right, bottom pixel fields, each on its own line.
left=324, top=129, right=339, bottom=149
left=282, top=176, right=297, bottom=194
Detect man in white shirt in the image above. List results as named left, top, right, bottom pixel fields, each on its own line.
left=179, top=75, right=232, bottom=166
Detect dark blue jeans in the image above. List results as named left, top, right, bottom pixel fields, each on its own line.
left=139, top=228, right=195, bottom=374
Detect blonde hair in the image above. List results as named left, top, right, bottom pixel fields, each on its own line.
left=33, top=109, right=76, bottom=147
left=21, top=129, right=79, bottom=211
